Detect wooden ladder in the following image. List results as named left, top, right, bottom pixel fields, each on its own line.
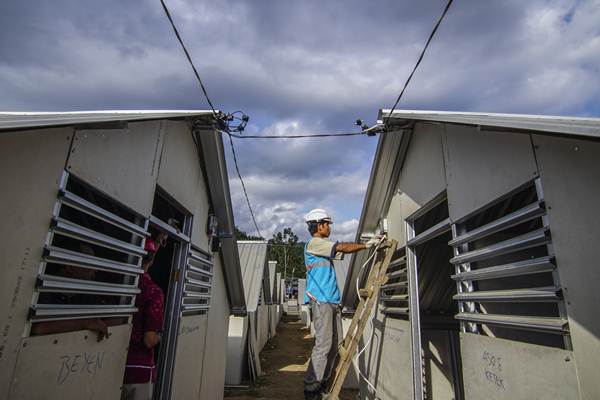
left=325, top=239, right=398, bottom=400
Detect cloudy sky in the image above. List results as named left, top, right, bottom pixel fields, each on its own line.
left=2, top=0, right=599, bottom=241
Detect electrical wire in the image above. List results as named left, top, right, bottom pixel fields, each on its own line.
left=226, top=133, right=263, bottom=238
left=353, top=236, right=386, bottom=399
left=224, top=131, right=368, bottom=139
left=159, top=0, right=264, bottom=238
left=159, top=0, right=219, bottom=118
left=385, top=0, right=454, bottom=124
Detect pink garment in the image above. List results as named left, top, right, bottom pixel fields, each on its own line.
left=123, top=273, right=164, bottom=384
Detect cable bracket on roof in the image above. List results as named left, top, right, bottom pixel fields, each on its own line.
left=355, top=119, right=386, bottom=136
left=221, top=111, right=250, bottom=133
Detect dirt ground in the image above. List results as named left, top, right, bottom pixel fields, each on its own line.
left=224, top=313, right=358, bottom=400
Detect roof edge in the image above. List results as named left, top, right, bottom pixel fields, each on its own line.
left=197, top=127, right=247, bottom=315
left=0, top=110, right=219, bottom=132
left=342, top=125, right=409, bottom=309
left=380, top=109, right=600, bottom=139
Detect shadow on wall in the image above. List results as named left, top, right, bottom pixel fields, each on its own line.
left=358, top=303, right=386, bottom=400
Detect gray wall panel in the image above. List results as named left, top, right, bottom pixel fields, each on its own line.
left=422, top=330, right=457, bottom=400
left=443, top=124, right=538, bottom=221
left=533, top=135, right=600, bottom=400
left=68, top=121, right=163, bottom=216
left=200, top=255, right=231, bottom=399
left=156, top=121, right=211, bottom=251
left=358, top=312, right=413, bottom=400
left=385, top=192, right=405, bottom=245
left=171, top=314, right=208, bottom=400
left=257, top=304, right=270, bottom=352
left=225, top=316, right=249, bottom=385
left=340, top=317, right=359, bottom=390
left=385, top=192, right=420, bottom=247
left=8, top=325, right=131, bottom=400
left=0, top=128, right=72, bottom=398
left=398, top=123, right=447, bottom=207
left=460, top=333, right=579, bottom=400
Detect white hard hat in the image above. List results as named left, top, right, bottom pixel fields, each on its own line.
left=304, top=208, right=333, bottom=224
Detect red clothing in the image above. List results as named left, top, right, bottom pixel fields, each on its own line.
left=123, top=273, right=165, bottom=384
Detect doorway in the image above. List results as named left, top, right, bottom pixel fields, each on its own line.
left=406, top=195, right=464, bottom=400
left=132, top=186, right=192, bottom=399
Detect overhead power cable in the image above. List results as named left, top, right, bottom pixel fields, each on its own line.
left=385, top=0, right=454, bottom=124
left=159, top=0, right=218, bottom=117
left=225, top=131, right=366, bottom=139
left=226, top=134, right=263, bottom=238
left=160, top=0, right=263, bottom=238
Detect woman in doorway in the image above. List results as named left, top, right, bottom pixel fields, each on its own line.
left=122, top=232, right=167, bottom=400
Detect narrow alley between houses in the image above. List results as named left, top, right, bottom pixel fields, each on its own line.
left=225, top=311, right=358, bottom=400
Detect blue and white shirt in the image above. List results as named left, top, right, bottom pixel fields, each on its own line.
left=304, top=237, right=342, bottom=304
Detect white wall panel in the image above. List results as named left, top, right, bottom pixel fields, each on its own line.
left=68, top=121, right=162, bottom=216
left=359, top=313, right=413, bottom=400
left=156, top=121, right=211, bottom=251
left=533, top=134, right=600, bottom=400
left=225, top=316, right=248, bottom=385
left=9, top=325, right=131, bottom=400
left=443, top=124, right=538, bottom=222
left=200, top=255, right=231, bottom=400
left=422, top=330, right=456, bottom=400
left=0, top=128, right=72, bottom=398
left=460, top=333, right=579, bottom=400
left=171, top=315, right=208, bottom=400
left=398, top=123, right=447, bottom=207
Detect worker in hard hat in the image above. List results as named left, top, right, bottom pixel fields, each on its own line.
left=303, top=208, right=379, bottom=397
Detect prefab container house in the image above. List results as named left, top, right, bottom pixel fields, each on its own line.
left=0, top=111, right=246, bottom=400
left=268, top=261, right=277, bottom=303
left=344, top=110, right=600, bottom=400
left=298, top=278, right=309, bottom=327
left=275, top=272, right=284, bottom=322
left=225, top=240, right=270, bottom=385
left=268, top=260, right=280, bottom=337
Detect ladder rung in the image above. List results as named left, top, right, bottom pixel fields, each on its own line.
left=381, top=281, right=407, bottom=291
left=382, top=307, right=409, bottom=316
left=387, top=268, right=407, bottom=279
left=381, top=294, right=408, bottom=302
left=389, top=256, right=407, bottom=268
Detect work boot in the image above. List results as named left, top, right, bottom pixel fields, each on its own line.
left=303, top=390, right=322, bottom=400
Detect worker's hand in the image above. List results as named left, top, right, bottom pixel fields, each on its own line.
left=143, top=331, right=162, bottom=349
left=86, top=319, right=109, bottom=342
left=156, top=231, right=168, bottom=247
left=167, top=218, right=182, bottom=234
left=365, top=236, right=382, bottom=248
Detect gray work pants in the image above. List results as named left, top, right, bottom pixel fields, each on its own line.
left=304, top=303, right=343, bottom=392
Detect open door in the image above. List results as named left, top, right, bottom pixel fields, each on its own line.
left=406, top=194, right=464, bottom=400
left=145, top=187, right=193, bottom=399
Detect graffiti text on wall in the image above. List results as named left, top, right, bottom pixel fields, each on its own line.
left=482, top=350, right=505, bottom=391
left=57, top=351, right=105, bottom=385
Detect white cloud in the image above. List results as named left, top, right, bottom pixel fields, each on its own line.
left=330, top=219, right=360, bottom=242
left=1, top=0, right=599, bottom=241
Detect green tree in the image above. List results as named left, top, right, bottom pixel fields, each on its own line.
left=234, top=226, right=264, bottom=241
left=268, top=227, right=305, bottom=281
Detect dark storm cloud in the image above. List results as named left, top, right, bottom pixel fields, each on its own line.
left=1, top=0, right=599, bottom=239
